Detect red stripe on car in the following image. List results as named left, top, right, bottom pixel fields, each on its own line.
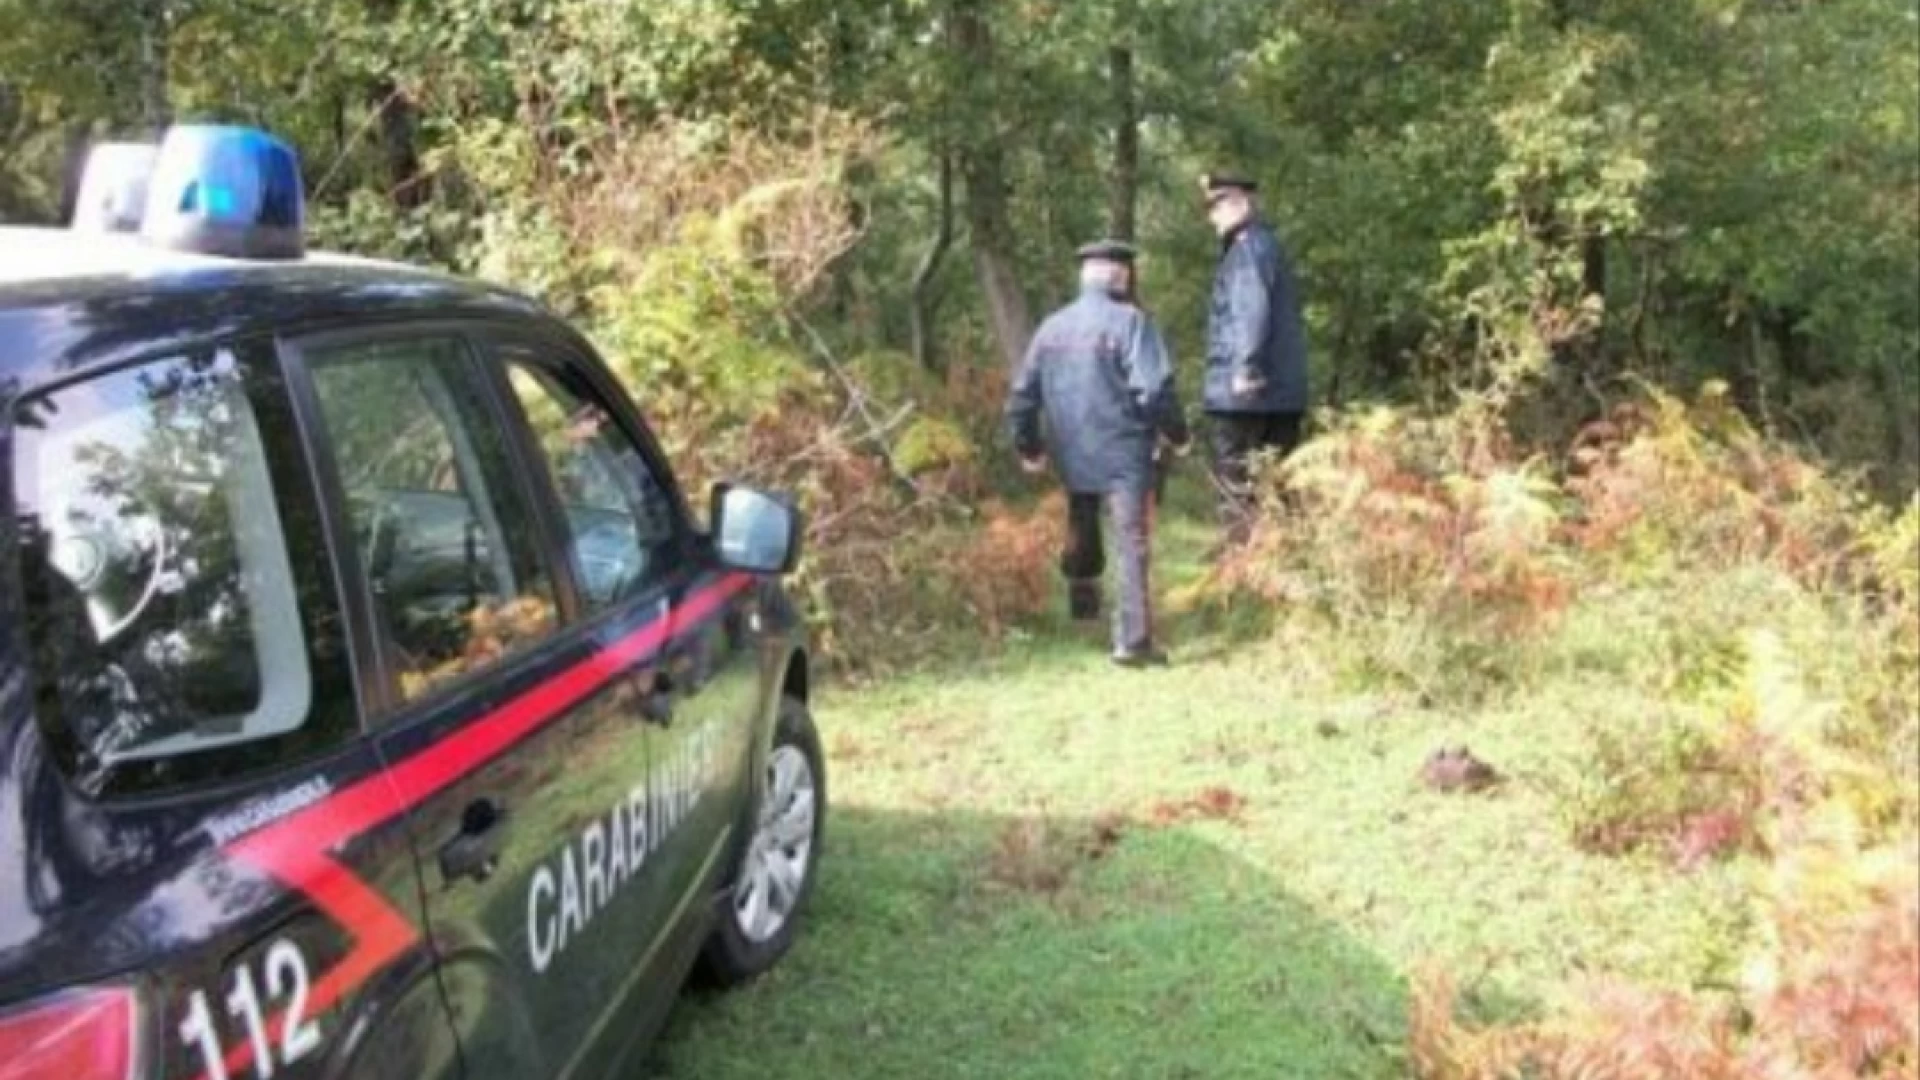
left=194, top=573, right=754, bottom=1080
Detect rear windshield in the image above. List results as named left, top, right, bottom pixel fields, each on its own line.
left=9, top=343, right=353, bottom=795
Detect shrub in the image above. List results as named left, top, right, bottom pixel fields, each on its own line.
left=937, top=496, right=1065, bottom=637
left=1566, top=381, right=1873, bottom=592
left=1555, top=702, right=1755, bottom=863
left=893, top=417, right=979, bottom=479
left=1411, top=840, right=1919, bottom=1080
left=1554, top=626, right=1914, bottom=868
left=1212, top=401, right=1573, bottom=699
left=421, top=110, right=1035, bottom=671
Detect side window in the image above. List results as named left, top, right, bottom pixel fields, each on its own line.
left=10, top=343, right=354, bottom=794
left=498, top=350, right=681, bottom=612
left=305, top=335, right=559, bottom=705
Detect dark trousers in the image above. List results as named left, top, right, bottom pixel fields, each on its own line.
left=1060, top=491, right=1154, bottom=652
left=1208, top=411, right=1304, bottom=543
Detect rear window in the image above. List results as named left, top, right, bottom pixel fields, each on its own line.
left=10, top=343, right=355, bottom=795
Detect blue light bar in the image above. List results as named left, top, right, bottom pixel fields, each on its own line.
left=140, top=124, right=306, bottom=260
left=71, top=142, right=159, bottom=234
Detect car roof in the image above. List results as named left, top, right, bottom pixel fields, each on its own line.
left=0, top=226, right=552, bottom=391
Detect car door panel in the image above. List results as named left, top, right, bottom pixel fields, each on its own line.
left=2, top=336, right=463, bottom=1080
left=482, top=337, right=772, bottom=1066
left=657, top=570, right=763, bottom=894
left=293, top=329, right=680, bottom=1079
left=371, top=619, right=669, bottom=1080
left=111, top=747, right=450, bottom=1080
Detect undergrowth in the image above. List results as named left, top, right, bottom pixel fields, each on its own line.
left=428, top=110, right=1063, bottom=675
left=1203, top=382, right=1918, bottom=1077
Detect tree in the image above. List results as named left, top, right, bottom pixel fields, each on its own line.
left=950, top=0, right=1034, bottom=370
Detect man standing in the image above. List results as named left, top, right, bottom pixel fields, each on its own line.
left=1007, top=240, right=1190, bottom=668
left=1200, top=172, right=1309, bottom=548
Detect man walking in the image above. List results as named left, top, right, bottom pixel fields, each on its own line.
left=1200, top=172, right=1309, bottom=548
left=1007, top=240, right=1190, bottom=668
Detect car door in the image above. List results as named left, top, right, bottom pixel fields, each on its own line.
left=4, top=338, right=461, bottom=1080
left=482, top=335, right=757, bottom=1012
left=291, top=328, right=673, bottom=1079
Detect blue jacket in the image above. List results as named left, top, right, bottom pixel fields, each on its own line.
left=1006, top=287, right=1189, bottom=495
left=1204, top=218, right=1309, bottom=414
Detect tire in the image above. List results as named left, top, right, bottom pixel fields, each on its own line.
left=700, top=696, right=826, bottom=986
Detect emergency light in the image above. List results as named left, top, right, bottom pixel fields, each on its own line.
left=70, top=125, right=309, bottom=259
left=140, top=124, right=306, bottom=259
left=70, top=142, right=159, bottom=235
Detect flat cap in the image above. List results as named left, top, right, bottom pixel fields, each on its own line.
left=1202, top=171, right=1259, bottom=201
left=1075, top=239, right=1138, bottom=263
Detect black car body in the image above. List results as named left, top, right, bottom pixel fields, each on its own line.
left=0, top=224, right=823, bottom=1080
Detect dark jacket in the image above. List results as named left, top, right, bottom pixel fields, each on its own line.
left=1204, top=218, right=1308, bottom=414
left=1006, top=286, right=1189, bottom=495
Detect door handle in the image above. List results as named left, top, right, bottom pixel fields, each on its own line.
left=641, top=671, right=676, bottom=726
left=640, top=640, right=706, bottom=726
left=439, top=797, right=507, bottom=886
left=665, top=637, right=712, bottom=695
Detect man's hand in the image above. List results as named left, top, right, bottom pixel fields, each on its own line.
left=1020, top=454, right=1048, bottom=475
left=1230, top=371, right=1267, bottom=399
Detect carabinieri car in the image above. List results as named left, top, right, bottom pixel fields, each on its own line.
left=0, top=124, right=825, bottom=1079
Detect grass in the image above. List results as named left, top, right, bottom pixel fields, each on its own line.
left=642, top=497, right=1755, bottom=1079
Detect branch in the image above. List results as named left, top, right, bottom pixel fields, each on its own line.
left=909, top=150, right=955, bottom=373
left=311, top=86, right=406, bottom=203
left=785, top=304, right=924, bottom=496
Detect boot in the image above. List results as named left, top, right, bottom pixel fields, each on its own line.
left=1111, top=643, right=1170, bottom=669
left=1068, top=579, right=1102, bottom=622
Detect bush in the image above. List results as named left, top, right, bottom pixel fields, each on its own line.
left=893, top=417, right=979, bottom=480
left=1554, top=628, right=1913, bottom=870
left=1211, top=400, right=1573, bottom=700
left=1566, top=381, right=1872, bottom=592
left=1412, top=839, right=1919, bottom=1079
left=1387, top=384, right=1920, bottom=1079
left=423, top=109, right=1039, bottom=672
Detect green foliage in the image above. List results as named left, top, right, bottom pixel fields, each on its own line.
left=5, top=0, right=1913, bottom=495
left=892, top=417, right=976, bottom=477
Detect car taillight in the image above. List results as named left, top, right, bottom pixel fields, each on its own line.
left=0, top=987, right=139, bottom=1080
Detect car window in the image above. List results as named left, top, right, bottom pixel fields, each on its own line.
left=306, top=335, right=559, bottom=705
left=500, top=352, right=682, bottom=611
left=9, top=344, right=353, bottom=793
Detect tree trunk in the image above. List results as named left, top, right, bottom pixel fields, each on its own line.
left=372, top=81, right=427, bottom=209
left=970, top=228, right=1034, bottom=371
left=136, top=0, right=171, bottom=135
left=951, top=0, right=1033, bottom=370
left=1107, top=45, right=1138, bottom=242
left=1873, top=353, right=1919, bottom=497
left=57, top=124, right=92, bottom=224
left=910, top=151, right=956, bottom=373
left=1729, top=310, right=1771, bottom=430
left=362, top=0, right=426, bottom=210
left=1583, top=232, right=1606, bottom=321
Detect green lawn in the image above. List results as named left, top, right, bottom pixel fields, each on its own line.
left=643, top=506, right=1750, bottom=1079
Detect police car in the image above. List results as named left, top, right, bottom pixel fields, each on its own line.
left=0, top=125, right=825, bottom=1079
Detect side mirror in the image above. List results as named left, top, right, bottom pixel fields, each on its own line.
left=709, top=482, right=803, bottom=575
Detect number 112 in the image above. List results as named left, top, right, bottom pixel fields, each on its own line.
left=178, top=939, right=323, bottom=1079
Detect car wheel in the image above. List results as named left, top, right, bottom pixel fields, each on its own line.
left=701, top=696, right=824, bottom=985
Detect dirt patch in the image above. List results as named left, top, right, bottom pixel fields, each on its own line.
left=985, top=815, right=1126, bottom=894
left=828, top=734, right=867, bottom=763
left=982, top=791, right=1249, bottom=896
left=1145, top=786, right=1251, bottom=827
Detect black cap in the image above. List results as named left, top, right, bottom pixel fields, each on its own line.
left=1202, top=171, right=1258, bottom=203
left=1075, top=239, right=1138, bottom=263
